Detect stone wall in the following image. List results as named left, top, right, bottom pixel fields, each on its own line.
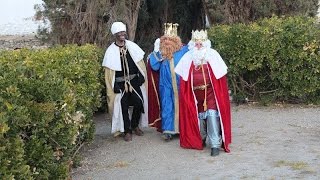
left=0, top=35, right=49, bottom=50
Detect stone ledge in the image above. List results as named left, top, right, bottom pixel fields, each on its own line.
left=0, top=34, right=49, bottom=50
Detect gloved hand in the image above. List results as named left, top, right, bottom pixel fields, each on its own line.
left=154, top=38, right=160, bottom=52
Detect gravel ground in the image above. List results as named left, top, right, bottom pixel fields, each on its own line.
left=72, top=104, right=320, bottom=180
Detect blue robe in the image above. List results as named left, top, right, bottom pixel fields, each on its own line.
left=149, top=46, right=188, bottom=134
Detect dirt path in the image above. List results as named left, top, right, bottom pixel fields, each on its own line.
left=72, top=105, right=320, bottom=180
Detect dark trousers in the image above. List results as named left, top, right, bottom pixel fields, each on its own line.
left=121, top=90, right=143, bottom=134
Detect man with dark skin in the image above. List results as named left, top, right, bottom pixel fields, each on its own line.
left=115, top=31, right=126, bottom=46
left=102, top=22, right=148, bottom=141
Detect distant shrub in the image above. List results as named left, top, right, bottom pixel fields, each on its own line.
left=209, top=16, right=320, bottom=104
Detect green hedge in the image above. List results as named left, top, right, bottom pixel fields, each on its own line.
left=209, top=16, right=320, bottom=104
left=0, top=45, right=102, bottom=179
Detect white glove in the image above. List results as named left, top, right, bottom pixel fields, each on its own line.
left=154, top=38, right=160, bottom=52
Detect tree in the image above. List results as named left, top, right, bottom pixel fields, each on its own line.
left=108, top=0, right=142, bottom=40
left=36, top=0, right=143, bottom=46
left=135, top=0, right=206, bottom=52
left=35, top=0, right=319, bottom=48
left=202, top=0, right=319, bottom=24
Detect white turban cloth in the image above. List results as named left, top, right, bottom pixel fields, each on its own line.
left=111, top=22, right=126, bottom=35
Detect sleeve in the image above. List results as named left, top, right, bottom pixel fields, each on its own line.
left=105, top=68, right=116, bottom=114
left=149, top=51, right=162, bottom=71
left=136, top=60, right=147, bottom=88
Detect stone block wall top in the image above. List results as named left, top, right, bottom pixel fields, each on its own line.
left=0, top=34, right=49, bottom=50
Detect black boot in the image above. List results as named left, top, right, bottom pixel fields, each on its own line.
left=211, top=148, right=219, bottom=156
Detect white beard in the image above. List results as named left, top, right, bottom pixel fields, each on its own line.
left=191, top=48, right=207, bottom=66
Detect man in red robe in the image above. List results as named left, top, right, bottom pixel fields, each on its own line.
left=175, top=30, right=231, bottom=156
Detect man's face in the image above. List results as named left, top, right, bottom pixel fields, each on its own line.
left=115, top=31, right=127, bottom=42
left=195, top=41, right=203, bottom=50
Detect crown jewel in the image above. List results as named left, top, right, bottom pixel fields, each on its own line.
left=164, top=23, right=179, bottom=37
left=191, top=30, right=208, bottom=42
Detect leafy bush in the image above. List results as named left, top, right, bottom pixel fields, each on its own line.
left=0, top=45, right=103, bottom=179
left=208, top=16, right=320, bottom=104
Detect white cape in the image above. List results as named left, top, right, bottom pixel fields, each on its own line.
left=175, top=48, right=228, bottom=81
left=102, top=40, right=145, bottom=70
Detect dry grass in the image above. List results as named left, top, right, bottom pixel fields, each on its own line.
left=113, top=161, right=129, bottom=168
left=274, top=160, right=309, bottom=170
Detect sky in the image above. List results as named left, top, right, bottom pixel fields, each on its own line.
left=0, top=0, right=44, bottom=35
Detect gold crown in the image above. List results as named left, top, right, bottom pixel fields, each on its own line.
left=191, top=29, right=208, bottom=42
left=164, top=23, right=179, bottom=37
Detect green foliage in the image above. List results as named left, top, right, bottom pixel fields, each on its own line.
left=0, top=45, right=103, bottom=179
left=251, top=0, right=319, bottom=19
left=204, top=0, right=319, bottom=24
left=0, top=136, right=33, bottom=179
left=208, top=16, right=320, bottom=104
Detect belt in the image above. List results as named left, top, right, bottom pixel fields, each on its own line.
left=115, top=74, right=137, bottom=82
left=193, top=84, right=209, bottom=90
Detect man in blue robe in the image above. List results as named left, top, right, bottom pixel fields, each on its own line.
left=148, top=23, right=188, bottom=141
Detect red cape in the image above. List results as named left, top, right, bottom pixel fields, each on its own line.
left=147, top=59, right=162, bottom=132
left=179, top=63, right=232, bottom=152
